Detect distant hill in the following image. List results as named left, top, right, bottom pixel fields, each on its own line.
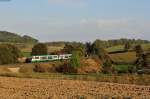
left=0, top=31, right=38, bottom=43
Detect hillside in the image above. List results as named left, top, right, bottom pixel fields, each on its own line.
left=0, top=31, right=38, bottom=43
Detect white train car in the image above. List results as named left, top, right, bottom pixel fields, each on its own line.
left=30, top=54, right=72, bottom=62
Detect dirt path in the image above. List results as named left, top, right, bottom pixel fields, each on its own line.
left=8, top=67, right=20, bottom=73
left=0, top=77, right=150, bottom=99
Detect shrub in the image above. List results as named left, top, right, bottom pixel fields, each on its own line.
left=115, top=65, right=129, bottom=73
left=70, top=51, right=81, bottom=68
left=124, top=42, right=131, bottom=51
left=56, top=62, right=77, bottom=73
left=33, top=63, right=55, bottom=73
left=134, top=45, right=144, bottom=57
left=128, top=65, right=137, bottom=73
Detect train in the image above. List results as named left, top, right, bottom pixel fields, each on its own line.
left=27, top=54, right=72, bottom=63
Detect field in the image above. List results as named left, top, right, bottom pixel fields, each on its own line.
left=106, top=45, right=125, bottom=53
left=0, top=77, right=149, bottom=99
left=0, top=42, right=150, bottom=98
left=109, top=52, right=137, bottom=63
left=106, top=43, right=150, bottom=53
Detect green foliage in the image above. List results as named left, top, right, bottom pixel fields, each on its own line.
left=70, top=51, right=81, bottom=68
left=136, top=56, right=145, bottom=69
left=31, top=43, right=48, bottom=55
left=0, top=44, right=21, bottom=65
left=21, top=52, right=31, bottom=57
left=102, top=61, right=114, bottom=74
left=86, top=38, right=149, bottom=49
left=0, top=31, right=38, bottom=43
left=115, top=65, right=129, bottom=73
left=134, top=45, right=144, bottom=57
left=85, top=42, right=93, bottom=56
left=124, top=42, right=131, bottom=51
left=106, top=45, right=124, bottom=53
left=63, top=42, right=86, bottom=56
left=93, top=40, right=112, bottom=62
left=56, top=62, right=78, bottom=73
left=6, top=44, right=21, bottom=63
left=128, top=65, right=137, bottom=73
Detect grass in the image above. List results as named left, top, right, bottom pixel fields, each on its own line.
left=109, top=52, right=137, bottom=63
left=21, top=51, right=31, bottom=57
left=141, top=43, right=150, bottom=50
left=106, top=45, right=124, bottom=53
left=106, top=43, right=150, bottom=53
left=0, top=71, right=150, bottom=85
left=115, top=64, right=130, bottom=73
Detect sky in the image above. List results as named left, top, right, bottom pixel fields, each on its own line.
left=0, top=0, right=150, bottom=42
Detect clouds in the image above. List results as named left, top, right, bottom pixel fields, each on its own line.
left=79, top=18, right=150, bottom=34
left=1, top=18, right=150, bottom=42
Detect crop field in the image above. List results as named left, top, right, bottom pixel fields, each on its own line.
left=0, top=77, right=149, bottom=99
left=106, top=43, right=150, bottom=53
left=109, top=52, right=137, bottom=63
left=106, top=45, right=124, bottom=53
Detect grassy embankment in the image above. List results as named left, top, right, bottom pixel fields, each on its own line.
left=0, top=43, right=150, bottom=85
left=0, top=63, right=150, bottom=86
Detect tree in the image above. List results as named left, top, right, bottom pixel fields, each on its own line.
left=63, top=42, right=86, bottom=57
left=134, top=45, right=144, bottom=57
left=124, top=42, right=131, bottom=51
left=70, top=51, right=81, bottom=68
left=85, top=42, right=94, bottom=56
left=31, top=43, right=48, bottom=55
left=0, top=44, right=21, bottom=64
left=5, top=44, right=21, bottom=63
left=134, top=45, right=145, bottom=71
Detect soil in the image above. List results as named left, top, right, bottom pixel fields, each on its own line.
left=0, top=77, right=150, bottom=99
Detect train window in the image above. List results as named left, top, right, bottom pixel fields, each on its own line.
left=35, top=57, right=39, bottom=59
left=54, top=56, right=58, bottom=58
left=65, top=56, right=69, bottom=58
left=41, top=56, right=47, bottom=60
left=48, top=56, right=52, bottom=59
left=60, top=56, right=63, bottom=58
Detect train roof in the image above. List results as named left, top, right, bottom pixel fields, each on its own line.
left=31, top=54, right=72, bottom=57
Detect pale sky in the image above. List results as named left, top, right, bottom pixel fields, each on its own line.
left=0, top=0, right=150, bottom=42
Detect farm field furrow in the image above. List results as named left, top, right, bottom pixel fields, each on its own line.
left=0, top=77, right=149, bottom=99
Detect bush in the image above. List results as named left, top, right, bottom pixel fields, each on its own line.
left=31, top=43, right=48, bottom=55
left=33, top=63, right=55, bottom=73
left=70, top=51, right=81, bottom=68
left=56, top=62, right=77, bottom=73
left=115, top=65, right=129, bottom=73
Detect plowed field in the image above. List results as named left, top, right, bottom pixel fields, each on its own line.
left=0, top=77, right=150, bottom=99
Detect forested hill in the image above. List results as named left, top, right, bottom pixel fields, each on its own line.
left=0, top=31, right=38, bottom=43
